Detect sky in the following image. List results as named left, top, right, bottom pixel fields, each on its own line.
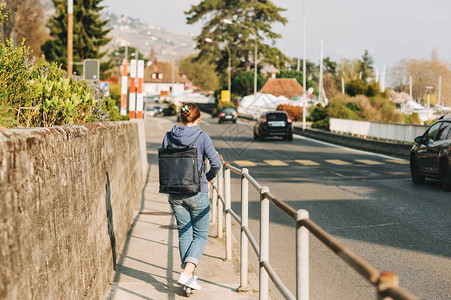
left=101, top=0, right=451, bottom=70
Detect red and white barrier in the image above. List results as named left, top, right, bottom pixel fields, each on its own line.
left=120, top=59, right=128, bottom=116
left=129, top=59, right=137, bottom=119
left=136, top=60, right=144, bottom=119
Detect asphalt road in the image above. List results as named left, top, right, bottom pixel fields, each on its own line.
left=153, top=115, right=451, bottom=300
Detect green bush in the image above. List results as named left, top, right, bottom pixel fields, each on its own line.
left=308, top=104, right=327, bottom=122
left=0, top=5, right=124, bottom=128
left=163, top=103, right=177, bottom=116
left=312, top=118, right=329, bottom=129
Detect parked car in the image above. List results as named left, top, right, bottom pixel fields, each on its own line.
left=410, top=115, right=451, bottom=191
left=218, top=107, right=238, bottom=123
left=144, top=107, right=155, bottom=118
left=153, top=106, right=164, bottom=115
left=253, top=111, right=293, bottom=141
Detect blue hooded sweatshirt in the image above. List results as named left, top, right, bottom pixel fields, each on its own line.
left=162, top=125, right=221, bottom=193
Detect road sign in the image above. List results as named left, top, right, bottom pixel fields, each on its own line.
left=221, top=90, right=230, bottom=103
left=83, top=59, right=100, bottom=81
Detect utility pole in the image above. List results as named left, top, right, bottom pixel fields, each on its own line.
left=342, top=77, right=345, bottom=94
left=438, top=76, right=442, bottom=105
left=318, top=39, right=324, bottom=104
left=302, top=0, right=307, bottom=130
left=409, top=76, right=412, bottom=99
left=67, top=0, right=73, bottom=77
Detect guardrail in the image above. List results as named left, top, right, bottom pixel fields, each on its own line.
left=210, top=156, right=418, bottom=300
left=329, top=118, right=429, bottom=143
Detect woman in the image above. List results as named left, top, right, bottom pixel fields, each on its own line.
left=161, top=103, right=221, bottom=290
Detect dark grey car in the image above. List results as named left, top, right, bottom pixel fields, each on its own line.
left=410, top=115, right=451, bottom=191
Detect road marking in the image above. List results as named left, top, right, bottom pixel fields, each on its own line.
left=295, top=160, right=320, bottom=166
left=264, top=160, right=288, bottom=166
left=295, top=134, right=409, bottom=161
left=234, top=160, right=256, bottom=167
left=386, top=159, right=409, bottom=165
left=355, top=159, right=384, bottom=165
left=326, top=159, right=352, bottom=165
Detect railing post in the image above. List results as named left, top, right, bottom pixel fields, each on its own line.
left=224, top=166, right=232, bottom=260
left=296, top=209, right=309, bottom=300
left=239, top=168, right=249, bottom=292
left=377, top=271, right=398, bottom=300
left=259, top=186, right=270, bottom=300
left=217, top=164, right=224, bottom=238
left=211, top=177, right=217, bottom=224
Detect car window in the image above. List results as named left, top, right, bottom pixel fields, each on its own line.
left=424, top=122, right=442, bottom=141
left=222, top=107, right=235, bottom=113
left=437, top=122, right=451, bottom=141
left=267, top=113, right=287, bottom=121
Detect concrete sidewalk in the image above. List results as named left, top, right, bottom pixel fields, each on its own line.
left=106, top=118, right=258, bottom=300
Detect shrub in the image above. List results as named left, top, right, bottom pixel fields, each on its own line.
left=163, top=103, right=177, bottom=116
left=312, top=118, right=329, bottom=129
left=308, top=104, right=327, bottom=122
left=277, top=104, right=303, bottom=121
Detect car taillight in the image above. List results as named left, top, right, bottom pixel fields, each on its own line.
left=287, top=118, right=292, bottom=123
left=233, top=111, right=238, bottom=117
left=219, top=112, right=225, bottom=117
left=261, top=115, right=267, bottom=124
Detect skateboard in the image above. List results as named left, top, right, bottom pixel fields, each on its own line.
left=183, top=286, right=193, bottom=297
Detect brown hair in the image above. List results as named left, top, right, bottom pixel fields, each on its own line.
left=180, top=103, right=201, bottom=124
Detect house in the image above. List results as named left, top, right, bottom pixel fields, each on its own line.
left=143, top=58, right=191, bottom=100
left=259, top=78, right=303, bottom=100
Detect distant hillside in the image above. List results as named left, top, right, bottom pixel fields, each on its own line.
left=104, top=12, right=196, bottom=61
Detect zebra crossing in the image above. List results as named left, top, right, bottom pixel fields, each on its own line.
left=231, top=158, right=409, bottom=167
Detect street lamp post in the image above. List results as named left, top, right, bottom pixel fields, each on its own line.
left=205, top=38, right=231, bottom=93
left=67, top=0, right=73, bottom=77
left=425, top=86, right=434, bottom=121
left=223, top=19, right=258, bottom=103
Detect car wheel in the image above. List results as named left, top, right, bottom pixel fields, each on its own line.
left=410, top=156, right=425, bottom=184
left=287, top=134, right=293, bottom=141
left=233, top=119, right=237, bottom=123
left=218, top=120, right=222, bottom=124
left=440, top=161, right=451, bottom=191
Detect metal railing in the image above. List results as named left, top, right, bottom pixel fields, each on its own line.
left=209, top=156, right=418, bottom=300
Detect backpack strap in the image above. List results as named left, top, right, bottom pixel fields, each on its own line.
left=189, top=130, right=204, bottom=147
left=165, top=132, right=173, bottom=147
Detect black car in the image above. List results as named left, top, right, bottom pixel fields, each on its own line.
left=410, top=115, right=451, bottom=191
left=218, top=107, right=237, bottom=123
left=253, top=111, right=293, bottom=141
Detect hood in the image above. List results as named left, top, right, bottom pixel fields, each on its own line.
left=169, top=125, right=202, bottom=146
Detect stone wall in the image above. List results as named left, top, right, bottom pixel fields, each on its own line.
left=0, top=121, right=146, bottom=299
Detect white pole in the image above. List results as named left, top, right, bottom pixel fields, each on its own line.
left=259, top=186, right=270, bottom=300
left=342, top=77, right=345, bottom=94
left=409, top=76, right=412, bottom=98
left=438, top=76, right=442, bottom=105
left=375, top=67, right=379, bottom=83
left=319, top=39, right=324, bottom=104
left=296, top=209, right=309, bottom=300
left=217, top=165, right=224, bottom=239
left=302, top=0, right=307, bottom=131
left=381, top=65, right=386, bottom=92
left=239, top=168, right=249, bottom=292
left=224, top=168, right=232, bottom=261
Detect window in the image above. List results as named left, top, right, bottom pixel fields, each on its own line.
left=424, top=122, right=442, bottom=141
left=158, top=73, right=163, bottom=79
left=436, top=122, right=451, bottom=141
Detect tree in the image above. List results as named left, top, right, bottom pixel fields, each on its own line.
left=232, top=71, right=266, bottom=97
left=41, top=0, right=113, bottom=79
left=108, top=46, right=147, bottom=68
left=185, top=0, right=288, bottom=80
left=359, top=50, right=374, bottom=81
left=389, top=58, right=451, bottom=106
left=179, top=55, right=219, bottom=91
left=337, top=58, right=361, bottom=82
left=1, top=0, right=48, bottom=56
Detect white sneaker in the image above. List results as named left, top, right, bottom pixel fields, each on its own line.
left=177, top=273, right=202, bottom=290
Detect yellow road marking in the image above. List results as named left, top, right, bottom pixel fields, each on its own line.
left=295, top=160, right=320, bottom=166
left=355, top=159, right=384, bottom=165
left=234, top=160, right=256, bottom=167
left=264, top=160, right=289, bottom=166
left=386, top=159, right=409, bottom=165
left=326, top=159, right=352, bottom=165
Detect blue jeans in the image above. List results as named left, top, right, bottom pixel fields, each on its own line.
left=169, top=192, right=210, bottom=269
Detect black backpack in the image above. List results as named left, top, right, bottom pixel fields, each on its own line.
left=158, top=131, right=204, bottom=194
